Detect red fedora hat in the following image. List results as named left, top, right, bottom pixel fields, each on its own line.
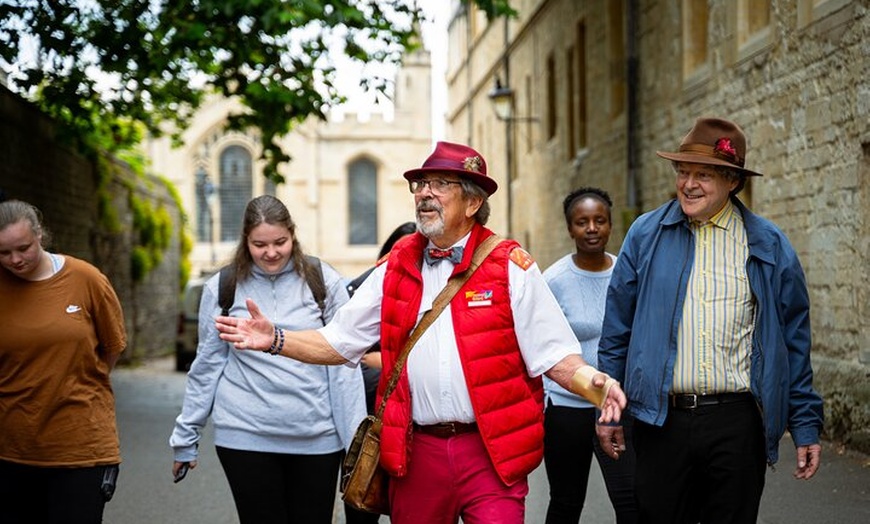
left=656, top=117, right=763, bottom=177
left=403, top=141, right=498, bottom=195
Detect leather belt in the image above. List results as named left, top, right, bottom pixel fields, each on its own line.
left=670, top=392, right=754, bottom=410
left=413, top=421, right=478, bottom=438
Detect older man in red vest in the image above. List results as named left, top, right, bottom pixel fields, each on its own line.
left=216, top=141, right=626, bottom=524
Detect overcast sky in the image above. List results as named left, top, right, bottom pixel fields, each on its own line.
left=333, top=0, right=451, bottom=142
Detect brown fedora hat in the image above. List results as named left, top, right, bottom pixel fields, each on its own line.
left=656, top=117, right=763, bottom=177
left=403, top=141, right=498, bottom=195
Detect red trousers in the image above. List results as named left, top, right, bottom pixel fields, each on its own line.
left=389, top=430, right=529, bottom=524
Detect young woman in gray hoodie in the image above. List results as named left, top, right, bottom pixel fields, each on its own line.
left=170, top=195, right=366, bottom=523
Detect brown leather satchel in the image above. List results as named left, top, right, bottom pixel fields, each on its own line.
left=341, top=413, right=389, bottom=513
left=340, top=235, right=501, bottom=514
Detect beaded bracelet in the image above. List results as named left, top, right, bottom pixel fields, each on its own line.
left=267, top=326, right=285, bottom=355
left=270, top=326, right=279, bottom=348
left=267, top=326, right=279, bottom=353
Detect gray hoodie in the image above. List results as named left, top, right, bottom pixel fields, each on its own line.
left=170, top=259, right=366, bottom=461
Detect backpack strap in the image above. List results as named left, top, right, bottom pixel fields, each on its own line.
left=218, top=265, right=236, bottom=317
left=303, top=255, right=327, bottom=325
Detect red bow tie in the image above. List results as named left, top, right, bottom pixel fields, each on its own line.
left=425, top=246, right=463, bottom=265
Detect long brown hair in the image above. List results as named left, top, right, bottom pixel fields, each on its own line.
left=230, top=195, right=323, bottom=298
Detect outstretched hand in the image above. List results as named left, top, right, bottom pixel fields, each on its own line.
left=215, top=298, right=274, bottom=351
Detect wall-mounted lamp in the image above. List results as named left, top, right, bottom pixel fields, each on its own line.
left=488, top=78, right=514, bottom=121
left=487, top=77, right=538, bottom=122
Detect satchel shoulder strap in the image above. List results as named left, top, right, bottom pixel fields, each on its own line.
left=373, top=234, right=502, bottom=419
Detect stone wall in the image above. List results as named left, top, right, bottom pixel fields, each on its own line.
left=446, top=0, right=870, bottom=452
left=0, top=85, right=182, bottom=363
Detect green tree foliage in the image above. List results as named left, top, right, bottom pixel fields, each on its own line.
left=466, top=0, right=517, bottom=18
left=0, top=1, right=514, bottom=182
left=0, top=0, right=423, bottom=182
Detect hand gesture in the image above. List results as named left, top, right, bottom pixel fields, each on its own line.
left=215, top=298, right=275, bottom=351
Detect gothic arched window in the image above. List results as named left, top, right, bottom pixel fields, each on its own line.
left=348, top=158, right=378, bottom=245
left=219, top=145, right=253, bottom=241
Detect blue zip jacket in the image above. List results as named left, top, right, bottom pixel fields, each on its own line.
left=599, top=197, right=823, bottom=465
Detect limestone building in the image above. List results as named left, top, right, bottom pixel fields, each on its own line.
left=444, top=0, right=869, bottom=451
left=145, top=48, right=433, bottom=279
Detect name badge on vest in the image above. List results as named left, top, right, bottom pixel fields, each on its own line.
left=466, top=290, right=493, bottom=308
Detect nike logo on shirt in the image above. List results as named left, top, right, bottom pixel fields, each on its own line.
left=66, top=305, right=82, bottom=314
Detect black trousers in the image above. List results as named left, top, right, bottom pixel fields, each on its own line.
left=216, top=446, right=342, bottom=524
left=543, top=403, right=638, bottom=524
left=633, top=399, right=766, bottom=524
left=0, top=460, right=113, bottom=524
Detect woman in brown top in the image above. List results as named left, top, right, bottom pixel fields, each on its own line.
left=0, top=199, right=127, bottom=524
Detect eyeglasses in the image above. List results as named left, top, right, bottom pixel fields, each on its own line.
left=408, top=179, right=463, bottom=196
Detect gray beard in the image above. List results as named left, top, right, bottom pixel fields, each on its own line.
left=416, top=214, right=444, bottom=238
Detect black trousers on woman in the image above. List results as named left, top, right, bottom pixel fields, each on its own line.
left=543, top=402, right=638, bottom=524
left=0, top=460, right=113, bottom=524
left=216, top=446, right=342, bottom=524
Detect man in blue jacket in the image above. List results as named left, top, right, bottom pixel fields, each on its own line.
left=596, top=117, right=824, bottom=523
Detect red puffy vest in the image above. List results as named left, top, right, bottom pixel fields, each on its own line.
left=376, top=224, right=545, bottom=485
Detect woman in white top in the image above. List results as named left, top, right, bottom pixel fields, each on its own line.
left=541, top=187, right=637, bottom=524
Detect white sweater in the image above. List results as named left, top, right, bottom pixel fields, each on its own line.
left=541, top=252, right=616, bottom=409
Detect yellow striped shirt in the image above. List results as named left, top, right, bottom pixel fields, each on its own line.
left=672, top=200, right=755, bottom=394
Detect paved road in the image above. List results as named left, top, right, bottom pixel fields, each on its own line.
left=105, top=357, right=870, bottom=523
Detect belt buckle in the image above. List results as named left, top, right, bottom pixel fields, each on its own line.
left=679, top=393, right=699, bottom=409
left=443, top=422, right=459, bottom=436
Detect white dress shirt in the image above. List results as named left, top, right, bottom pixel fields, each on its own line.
left=320, top=233, right=579, bottom=425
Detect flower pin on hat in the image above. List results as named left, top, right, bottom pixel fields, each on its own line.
left=656, top=117, right=763, bottom=177
left=403, top=141, right=498, bottom=195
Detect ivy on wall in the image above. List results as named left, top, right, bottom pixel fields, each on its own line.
left=165, top=182, right=193, bottom=291
left=129, top=194, right=172, bottom=282
left=89, top=125, right=191, bottom=285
